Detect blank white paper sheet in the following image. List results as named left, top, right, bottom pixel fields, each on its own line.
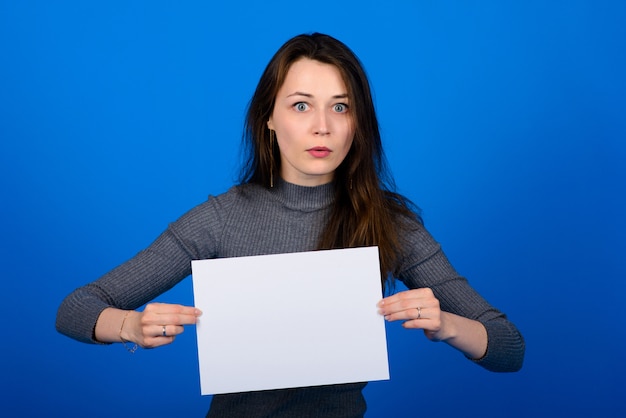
left=191, top=246, right=389, bottom=395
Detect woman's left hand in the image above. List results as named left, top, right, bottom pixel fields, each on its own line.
left=378, top=288, right=489, bottom=359
left=377, top=288, right=448, bottom=342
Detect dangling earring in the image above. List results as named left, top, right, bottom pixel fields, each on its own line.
left=269, top=129, right=275, bottom=188
left=349, top=178, right=353, bottom=190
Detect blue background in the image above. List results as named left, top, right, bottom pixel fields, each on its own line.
left=1, top=1, right=625, bottom=417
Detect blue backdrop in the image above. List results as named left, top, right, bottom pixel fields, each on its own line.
left=1, top=1, right=624, bottom=417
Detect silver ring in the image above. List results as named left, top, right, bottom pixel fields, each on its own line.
left=416, top=307, right=422, bottom=320
left=162, top=325, right=167, bottom=337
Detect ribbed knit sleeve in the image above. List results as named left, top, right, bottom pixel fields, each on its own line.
left=55, top=190, right=237, bottom=343
left=395, top=220, right=525, bottom=372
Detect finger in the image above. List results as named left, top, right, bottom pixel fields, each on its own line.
left=384, top=306, right=430, bottom=323
left=381, top=298, right=422, bottom=315
left=142, top=306, right=202, bottom=326
left=378, top=288, right=433, bottom=304
left=153, top=312, right=201, bottom=326
left=140, top=335, right=176, bottom=349
left=156, top=324, right=184, bottom=338
left=379, top=296, right=435, bottom=317
left=402, top=316, right=441, bottom=332
left=145, top=303, right=202, bottom=316
left=142, top=313, right=198, bottom=325
left=378, top=288, right=434, bottom=311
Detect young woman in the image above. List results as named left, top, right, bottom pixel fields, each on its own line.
left=57, top=33, right=524, bottom=417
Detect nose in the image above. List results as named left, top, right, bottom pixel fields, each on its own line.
left=314, top=110, right=330, bottom=136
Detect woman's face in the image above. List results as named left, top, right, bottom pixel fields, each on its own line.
left=268, top=58, right=355, bottom=187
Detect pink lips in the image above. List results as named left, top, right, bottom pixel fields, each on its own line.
left=307, top=146, right=331, bottom=158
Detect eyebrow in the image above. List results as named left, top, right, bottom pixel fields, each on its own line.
left=286, top=91, right=349, bottom=99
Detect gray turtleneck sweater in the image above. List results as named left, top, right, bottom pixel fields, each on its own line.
left=56, top=180, right=524, bottom=417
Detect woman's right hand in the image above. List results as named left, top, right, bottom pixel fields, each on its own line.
left=121, top=303, right=203, bottom=348
left=95, top=303, right=202, bottom=348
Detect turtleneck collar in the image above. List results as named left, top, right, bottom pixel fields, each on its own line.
left=269, top=177, right=335, bottom=212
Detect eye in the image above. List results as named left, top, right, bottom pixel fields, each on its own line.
left=294, top=102, right=309, bottom=112
left=333, top=103, right=349, bottom=113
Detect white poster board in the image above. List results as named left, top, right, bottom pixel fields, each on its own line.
left=191, top=246, right=389, bottom=395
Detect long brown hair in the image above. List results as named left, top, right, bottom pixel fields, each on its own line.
left=240, top=33, right=420, bottom=288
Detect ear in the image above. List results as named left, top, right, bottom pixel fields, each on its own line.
left=267, top=118, right=275, bottom=130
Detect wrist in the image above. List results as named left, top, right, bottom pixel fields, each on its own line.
left=438, top=311, right=459, bottom=343
left=440, top=312, right=488, bottom=359
left=119, top=310, right=139, bottom=354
